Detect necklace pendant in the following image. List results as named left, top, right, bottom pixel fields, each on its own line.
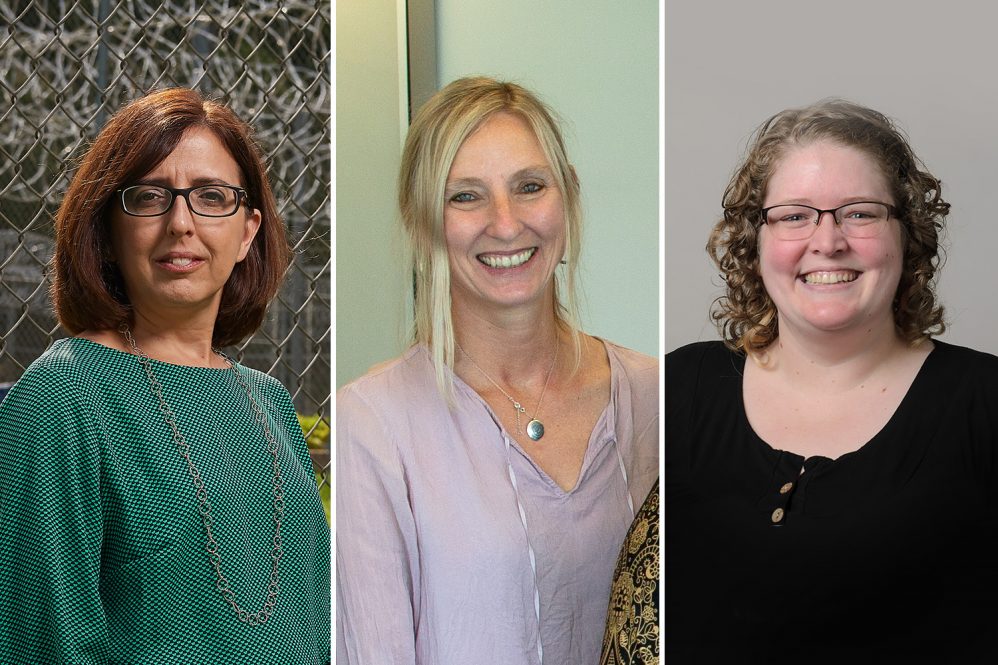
left=526, top=418, right=544, bottom=441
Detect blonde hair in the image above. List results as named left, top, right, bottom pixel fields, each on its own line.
left=398, top=76, right=582, bottom=398
left=708, top=99, right=949, bottom=355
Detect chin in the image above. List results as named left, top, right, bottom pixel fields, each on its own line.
left=800, top=311, right=879, bottom=335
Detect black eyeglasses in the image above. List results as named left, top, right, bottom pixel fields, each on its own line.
left=117, top=184, right=249, bottom=218
left=760, top=201, right=895, bottom=240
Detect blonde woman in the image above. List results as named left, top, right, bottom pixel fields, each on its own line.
left=337, top=77, right=658, bottom=664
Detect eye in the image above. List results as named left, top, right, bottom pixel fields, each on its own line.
left=840, top=203, right=889, bottom=224
left=203, top=188, right=225, bottom=201
left=520, top=181, right=545, bottom=195
left=775, top=212, right=811, bottom=224
left=123, top=185, right=170, bottom=213
left=195, top=187, right=226, bottom=202
left=135, top=187, right=167, bottom=202
left=449, top=191, right=478, bottom=204
left=192, top=186, right=235, bottom=211
left=765, top=206, right=814, bottom=226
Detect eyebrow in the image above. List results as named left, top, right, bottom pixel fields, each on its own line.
left=132, top=176, right=240, bottom=188
left=445, top=165, right=554, bottom=190
left=764, top=196, right=890, bottom=207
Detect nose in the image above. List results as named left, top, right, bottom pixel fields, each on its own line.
left=809, top=210, right=848, bottom=254
left=165, top=192, right=196, bottom=237
left=486, top=194, right=524, bottom=240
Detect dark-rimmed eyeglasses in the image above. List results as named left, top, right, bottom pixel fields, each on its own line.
left=117, top=184, right=249, bottom=218
left=760, top=201, right=895, bottom=240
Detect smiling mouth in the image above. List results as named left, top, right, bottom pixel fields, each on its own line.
left=477, top=248, right=536, bottom=269
left=801, top=270, right=859, bottom=285
left=156, top=255, right=204, bottom=272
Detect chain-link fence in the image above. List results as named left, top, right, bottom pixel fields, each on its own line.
left=0, top=1, right=331, bottom=501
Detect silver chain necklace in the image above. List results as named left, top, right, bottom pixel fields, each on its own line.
left=121, top=325, right=284, bottom=626
left=457, top=336, right=558, bottom=441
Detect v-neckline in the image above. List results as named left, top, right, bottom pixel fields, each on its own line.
left=449, top=338, right=619, bottom=495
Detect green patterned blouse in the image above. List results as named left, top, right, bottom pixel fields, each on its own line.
left=0, top=338, right=330, bottom=664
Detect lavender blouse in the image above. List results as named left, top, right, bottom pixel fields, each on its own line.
left=336, top=340, right=658, bottom=665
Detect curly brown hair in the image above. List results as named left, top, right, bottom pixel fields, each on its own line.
left=707, top=99, right=950, bottom=355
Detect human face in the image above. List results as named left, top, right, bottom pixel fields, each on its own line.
left=108, top=127, right=261, bottom=323
left=759, top=140, right=903, bottom=339
left=443, top=112, right=566, bottom=318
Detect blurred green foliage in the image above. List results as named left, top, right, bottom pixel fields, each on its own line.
left=298, top=414, right=330, bottom=524
left=315, top=473, right=330, bottom=525
left=297, top=414, right=331, bottom=449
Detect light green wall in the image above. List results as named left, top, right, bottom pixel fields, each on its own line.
left=436, top=1, right=660, bottom=357
left=335, top=0, right=411, bottom=388
left=336, top=1, right=660, bottom=388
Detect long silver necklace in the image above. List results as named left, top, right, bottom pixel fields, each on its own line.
left=457, top=336, right=558, bottom=442
left=121, top=325, right=283, bottom=626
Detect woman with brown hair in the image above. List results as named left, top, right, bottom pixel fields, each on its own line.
left=664, top=100, right=998, bottom=663
left=0, top=88, right=329, bottom=663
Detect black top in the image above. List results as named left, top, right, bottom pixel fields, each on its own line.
left=663, top=340, right=998, bottom=664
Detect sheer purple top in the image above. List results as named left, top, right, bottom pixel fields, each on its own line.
left=336, top=341, right=658, bottom=665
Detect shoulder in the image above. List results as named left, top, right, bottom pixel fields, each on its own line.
left=235, top=362, right=292, bottom=399
left=601, top=339, right=658, bottom=386
left=931, top=340, right=998, bottom=369
left=664, top=339, right=732, bottom=367
left=3, top=338, right=100, bottom=399
left=662, top=341, right=744, bottom=427
left=664, top=340, right=741, bottom=384
left=0, top=340, right=106, bottom=450
left=927, top=340, right=998, bottom=396
left=336, top=347, right=443, bottom=445
left=232, top=364, right=302, bottom=432
left=337, top=346, right=436, bottom=411
left=336, top=348, right=438, bottom=476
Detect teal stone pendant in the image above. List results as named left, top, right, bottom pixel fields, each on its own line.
left=526, top=418, right=544, bottom=441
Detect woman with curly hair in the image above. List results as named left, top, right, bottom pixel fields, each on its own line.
left=664, top=100, right=998, bottom=663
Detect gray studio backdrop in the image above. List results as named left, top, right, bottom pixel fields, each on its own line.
left=665, top=0, right=998, bottom=355
left=337, top=0, right=659, bottom=387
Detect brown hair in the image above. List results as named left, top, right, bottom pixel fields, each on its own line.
left=51, top=87, right=291, bottom=347
left=707, top=99, right=949, bottom=355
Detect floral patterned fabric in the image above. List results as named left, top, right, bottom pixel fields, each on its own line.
left=601, top=478, right=660, bottom=664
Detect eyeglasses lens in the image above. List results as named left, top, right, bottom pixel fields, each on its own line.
left=121, top=185, right=239, bottom=217
left=764, top=202, right=890, bottom=240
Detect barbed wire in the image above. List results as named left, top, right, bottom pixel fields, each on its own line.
left=0, top=0, right=330, bottom=488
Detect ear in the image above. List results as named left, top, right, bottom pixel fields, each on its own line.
left=236, top=208, right=263, bottom=262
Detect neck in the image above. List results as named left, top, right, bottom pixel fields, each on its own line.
left=452, top=300, right=562, bottom=385
left=127, top=309, right=221, bottom=367
left=761, top=316, right=911, bottom=389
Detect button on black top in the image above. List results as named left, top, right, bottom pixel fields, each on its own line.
left=664, top=341, right=998, bottom=664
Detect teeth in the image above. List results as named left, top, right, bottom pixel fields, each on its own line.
left=803, top=271, right=857, bottom=284
left=169, top=257, right=193, bottom=266
left=478, top=248, right=535, bottom=269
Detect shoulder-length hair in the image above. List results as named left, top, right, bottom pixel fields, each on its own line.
left=51, top=87, right=291, bottom=347
left=398, top=76, right=583, bottom=397
left=707, top=99, right=950, bottom=356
